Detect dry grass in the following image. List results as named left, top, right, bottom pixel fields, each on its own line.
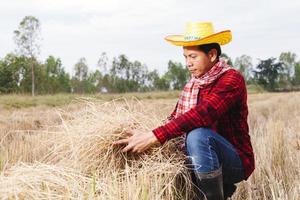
left=0, top=98, right=191, bottom=200
left=0, top=92, right=299, bottom=199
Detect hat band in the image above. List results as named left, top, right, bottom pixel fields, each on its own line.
left=184, top=35, right=201, bottom=41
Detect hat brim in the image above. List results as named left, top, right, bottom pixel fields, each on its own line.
left=164, top=30, right=232, bottom=46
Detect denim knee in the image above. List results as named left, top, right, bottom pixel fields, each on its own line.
left=186, top=128, right=213, bottom=148
left=185, top=128, right=220, bottom=172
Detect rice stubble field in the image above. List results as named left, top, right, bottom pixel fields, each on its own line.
left=0, top=92, right=299, bottom=199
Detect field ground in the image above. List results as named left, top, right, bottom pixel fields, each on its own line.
left=0, top=91, right=181, bottom=109
left=0, top=91, right=299, bottom=199
left=0, top=84, right=264, bottom=109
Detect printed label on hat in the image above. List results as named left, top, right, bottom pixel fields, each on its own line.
left=184, top=35, right=200, bottom=41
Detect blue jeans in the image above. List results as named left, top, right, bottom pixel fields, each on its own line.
left=185, top=128, right=245, bottom=184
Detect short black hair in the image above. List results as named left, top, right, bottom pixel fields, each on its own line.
left=197, top=43, right=221, bottom=58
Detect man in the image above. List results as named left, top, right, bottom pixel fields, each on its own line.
left=114, top=22, right=255, bottom=200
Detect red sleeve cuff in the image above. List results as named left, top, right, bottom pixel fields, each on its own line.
left=152, top=126, right=169, bottom=144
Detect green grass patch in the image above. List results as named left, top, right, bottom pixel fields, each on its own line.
left=0, top=91, right=181, bottom=109
left=0, top=87, right=264, bottom=109
left=247, top=84, right=265, bottom=94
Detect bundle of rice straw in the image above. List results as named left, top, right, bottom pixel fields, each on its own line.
left=0, top=98, right=194, bottom=200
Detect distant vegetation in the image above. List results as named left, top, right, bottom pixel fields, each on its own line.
left=1, top=16, right=300, bottom=95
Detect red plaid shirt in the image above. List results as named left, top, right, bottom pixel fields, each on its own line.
left=152, top=69, right=255, bottom=179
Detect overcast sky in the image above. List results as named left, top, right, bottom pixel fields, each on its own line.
left=1, top=0, right=300, bottom=75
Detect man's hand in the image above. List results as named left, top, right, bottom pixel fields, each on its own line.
left=113, top=129, right=160, bottom=153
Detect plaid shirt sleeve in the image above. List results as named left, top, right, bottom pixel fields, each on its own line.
left=152, top=70, right=244, bottom=144
left=166, top=102, right=178, bottom=121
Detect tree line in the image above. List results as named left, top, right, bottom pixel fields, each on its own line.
left=1, top=16, right=300, bottom=95
left=0, top=52, right=190, bottom=94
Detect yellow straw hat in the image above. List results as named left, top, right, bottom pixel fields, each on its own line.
left=165, top=22, right=232, bottom=46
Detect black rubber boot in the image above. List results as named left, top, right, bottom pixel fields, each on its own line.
left=194, top=166, right=224, bottom=200
left=223, top=183, right=237, bottom=199
left=190, top=170, right=205, bottom=200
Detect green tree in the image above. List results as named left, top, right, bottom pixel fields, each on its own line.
left=234, top=55, right=253, bottom=82
left=72, top=58, right=101, bottom=93
left=156, top=75, right=171, bottom=90
left=220, top=53, right=233, bottom=66
left=165, top=60, right=189, bottom=90
left=0, top=53, right=37, bottom=94
left=109, top=54, right=149, bottom=92
left=88, top=69, right=103, bottom=93
left=294, top=62, right=300, bottom=86
left=0, top=54, right=21, bottom=93
left=279, top=52, right=297, bottom=89
left=14, top=16, right=41, bottom=96
left=72, top=57, right=89, bottom=93
left=110, top=55, right=130, bottom=92
left=97, top=52, right=108, bottom=75
left=254, top=58, right=284, bottom=91
left=74, top=57, right=88, bottom=81
left=110, top=55, right=131, bottom=80
left=147, top=70, right=160, bottom=90
left=279, top=52, right=297, bottom=79
left=131, top=61, right=148, bottom=91
left=44, top=56, right=71, bottom=93
left=101, top=74, right=112, bottom=92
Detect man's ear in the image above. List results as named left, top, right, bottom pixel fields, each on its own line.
left=209, top=49, right=218, bottom=62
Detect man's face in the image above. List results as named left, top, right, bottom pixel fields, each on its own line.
left=183, top=46, right=217, bottom=78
